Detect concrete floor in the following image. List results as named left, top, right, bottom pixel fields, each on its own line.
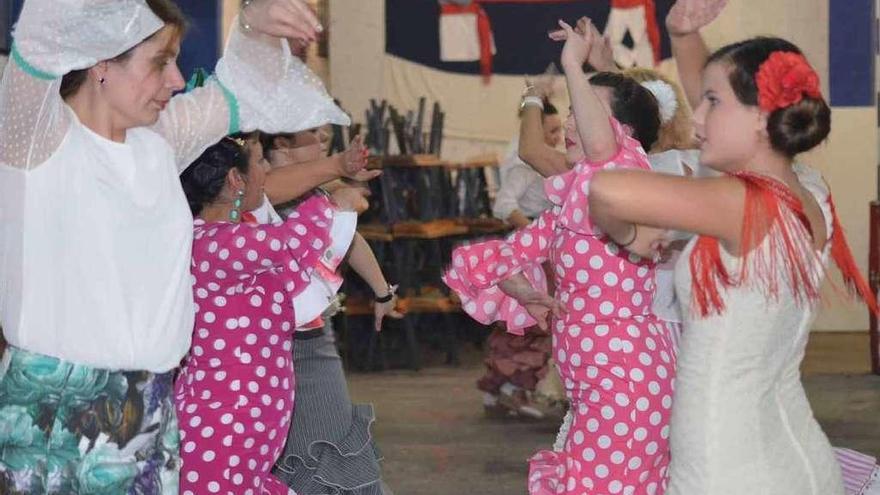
left=347, top=332, right=880, bottom=495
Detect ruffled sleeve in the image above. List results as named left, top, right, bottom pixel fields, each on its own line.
left=192, top=194, right=336, bottom=306
left=1, top=0, right=162, bottom=170
left=443, top=209, right=555, bottom=334
left=291, top=209, right=357, bottom=328
left=154, top=17, right=350, bottom=172
left=546, top=117, right=652, bottom=236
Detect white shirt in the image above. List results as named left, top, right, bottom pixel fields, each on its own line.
left=1, top=0, right=349, bottom=372
left=0, top=113, right=194, bottom=372
left=252, top=196, right=356, bottom=329
left=492, top=138, right=552, bottom=221
left=647, top=149, right=700, bottom=323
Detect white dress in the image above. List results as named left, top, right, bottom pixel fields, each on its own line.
left=668, top=168, right=845, bottom=495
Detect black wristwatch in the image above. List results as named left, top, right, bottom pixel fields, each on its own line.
left=375, top=284, right=396, bottom=303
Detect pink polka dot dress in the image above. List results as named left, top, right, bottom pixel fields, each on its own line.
left=175, top=194, right=336, bottom=495
left=444, top=118, right=676, bottom=495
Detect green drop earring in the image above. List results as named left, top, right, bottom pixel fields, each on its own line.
left=229, top=189, right=244, bottom=222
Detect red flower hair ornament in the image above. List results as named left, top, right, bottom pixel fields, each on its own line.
left=755, top=51, right=823, bottom=112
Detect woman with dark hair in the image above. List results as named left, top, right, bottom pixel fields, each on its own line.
left=176, top=134, right=396, bottom=494
left=445, top=20, right=675, bottom=495
left=0, top=0, right=345, bottom=492
left=588, top=6, right=877, bottom=494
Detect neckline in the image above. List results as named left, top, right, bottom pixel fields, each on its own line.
left=65, top=104, right=132, bottom=149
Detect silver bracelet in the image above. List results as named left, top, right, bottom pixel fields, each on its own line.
left=520, top=96, right=544, bottom=111
left=239, top=0, right=254, bottom=32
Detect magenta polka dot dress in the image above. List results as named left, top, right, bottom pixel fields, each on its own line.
left=444, top=119, right=676, bottom=495
left=176, top=194, right=335, bottom=495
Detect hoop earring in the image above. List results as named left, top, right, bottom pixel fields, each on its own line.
left=229, top=189, right=244, bottom=222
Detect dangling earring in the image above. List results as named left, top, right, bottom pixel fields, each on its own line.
left=229, top=189, right=244, bottom=222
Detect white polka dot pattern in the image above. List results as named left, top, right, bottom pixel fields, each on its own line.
left=177, top=195, right=334, bottom=494
left=444, top=118, right=674, bottom=494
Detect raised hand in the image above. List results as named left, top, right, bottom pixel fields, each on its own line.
left=241, top=0, right=322, bottom=44
left=338, top=135, right=369, bottom=176
left=666, top=0, right=727, bottom=36
left=549, top=19, right=597, bottom=70
left=578, top=18, right=615, bottom=72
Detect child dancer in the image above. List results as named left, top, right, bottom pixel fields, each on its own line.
left=445, top=20, right=675, bottom=494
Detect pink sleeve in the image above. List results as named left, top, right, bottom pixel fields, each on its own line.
left=192, top=194, right=334, bottom=299
left=548, top=117, right=652, bottom=236
left=442, top=210, right=555, bottom=334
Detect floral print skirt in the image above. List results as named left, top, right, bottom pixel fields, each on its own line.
left=0, top=346, right=180, bottom=495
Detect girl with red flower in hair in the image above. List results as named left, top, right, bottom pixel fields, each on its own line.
left=586, top=4, right=878, bottom=495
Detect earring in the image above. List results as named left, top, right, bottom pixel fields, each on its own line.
left=229, top=189, right=244, bottom=222
left=99, top=77, right=105, bottom=85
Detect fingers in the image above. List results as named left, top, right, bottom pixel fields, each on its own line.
left=548, top=29, right=567, bottom=41
left=550, top=300, right=565, bottom=318
left=269, top=0, right=319, bottom=43
left=286, top=0, right=322, bottom=30
left=534, top=314, right=548, bottom=331
left=557, top=19, right=574, bottom=32
left=281, top=0, right=321, bottom=41
left=352, top=169, right=382, bottom=182
left=374, top=314, right=383, bottom=332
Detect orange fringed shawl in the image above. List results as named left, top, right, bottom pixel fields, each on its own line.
left=688, top=172, right=878, bottom=318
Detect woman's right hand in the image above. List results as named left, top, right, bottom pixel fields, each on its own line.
left=242, top=0, right=322, bottom=44
left=583, top=22, right=615, bottom=72
left=338, top=135, right=368, bottom=175
left=333, top=135, right=381, bottom=181
left=666, top=0, right=727, bottom=37
left=550, top=19, right=597, bottom=72
left=498, top=274, right=563, bottom=331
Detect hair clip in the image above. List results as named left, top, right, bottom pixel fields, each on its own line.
left=225, top=136, right=248, bottom=149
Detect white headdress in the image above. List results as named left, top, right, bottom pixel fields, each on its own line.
left=640, top=80, right=679, bottom=124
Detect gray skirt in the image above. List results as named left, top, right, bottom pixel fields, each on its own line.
left=272, top=327, right=385, bottom=495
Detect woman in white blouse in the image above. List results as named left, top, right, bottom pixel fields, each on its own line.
left=0, top=0, right=347, bottom=492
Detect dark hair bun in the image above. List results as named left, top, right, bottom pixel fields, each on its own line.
left=767, top=96, right=830, bottom=156
left=707, top=37, right=830, bottom=156
left=180, top=139, right=249, bottom=215
left=588, top=72, right=661, bottom=151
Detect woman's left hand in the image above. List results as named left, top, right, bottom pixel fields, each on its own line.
left=330, top=186, right=370, bottom=213
left=374, top=294, right=404, bottom=332
left=242, top=0, right=322, bottom=44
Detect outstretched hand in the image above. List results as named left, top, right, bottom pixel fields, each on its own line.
left=330, top=185, right=370, bottom=214
left=666, top=0, right=727, bottom=36
left=242, top=0, right=322, bottom=44
left=374, top=292, right=404, bottom=332
left=339, top=135, right=369, bottom=175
